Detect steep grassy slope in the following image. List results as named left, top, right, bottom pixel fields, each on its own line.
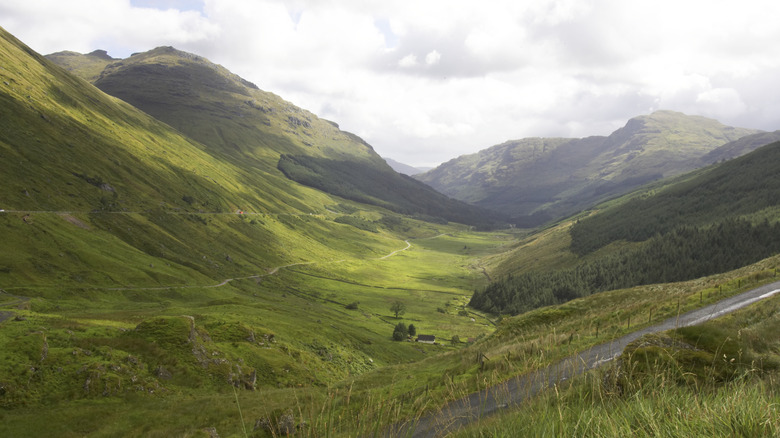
left=0, top=26, right=510, bottom=431
left=416, top=111, right=764, bottom=225
left=698, top=129, right=780, bottom=165
left=458, top=282, right=780, bottom=437
left=49, top=47, right=503, bottom=228
left=45, top=49, right=116, bottom=82
left=570, top=140, right=780, bottom=254
left=470, top=140, right=780, bottom=316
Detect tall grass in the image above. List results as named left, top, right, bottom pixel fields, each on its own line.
left=455, top=367, right=779, bottom=437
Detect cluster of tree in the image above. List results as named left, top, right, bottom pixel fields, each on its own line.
left=571, top=141, right=780, bottom=255
left=392, top=322, right=417, bottom=341
left=471, top=218, right=780, bottom=315
left=277, top=154, right=506, bottom=229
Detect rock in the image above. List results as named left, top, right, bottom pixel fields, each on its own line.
left=244, top=370, right=257, bottom=390
left=154, top=366, right=173, bottom=380
left=254, top=418, right=272, bottom=433
left=201, top=427, right=219, bottom=438
left=254, top=410, right=296, bottom=436
left=277, top=412, right=295, bottom=435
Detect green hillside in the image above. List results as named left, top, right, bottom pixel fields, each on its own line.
left=459, top=282, right=780, bottom=437
left=3, top=25, right=780, bottom=438
left=416, top=111, right=765, bottom=225
left=0, top=26, right=510, bottom=435
left=570, top=140, right=780, bottom=254
left=48, top=46, right=503, bottom=228
left=44, top=49, right=116, bottom=82
left=470, top=140, right=780, bottom=315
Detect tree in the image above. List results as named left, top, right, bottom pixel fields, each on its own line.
left=390, top=300, right=406, bottom=319
left=408, top=324, right=417, bottom=337
left=392, top=322, right=408, bottom=341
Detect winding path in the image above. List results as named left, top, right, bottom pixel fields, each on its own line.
left=390, top=280, right=780, bottom=437
left=380, top=240, right=411, bottom=259
left=0, top=238, right=414, bottom=311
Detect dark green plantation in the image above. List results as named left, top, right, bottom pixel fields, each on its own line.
left=472, top=140, right=780, bottom=315
left=570, top=140, right=780, bottom=254
left=472, top=217, right=780, bottom=315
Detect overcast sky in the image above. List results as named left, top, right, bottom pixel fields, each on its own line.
left=3, top=0, right=780, bottom=166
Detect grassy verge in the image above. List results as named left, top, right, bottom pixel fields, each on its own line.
left=454, top=283, right=780, bottom=437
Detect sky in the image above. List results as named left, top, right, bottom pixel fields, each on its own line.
left=2, top=0, right=780, bottom=167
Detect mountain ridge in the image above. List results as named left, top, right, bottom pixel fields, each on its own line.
left=383, top=157, right=432, bottom=175
left=48, top=46, right=503, bottom=227
left=0, top=26, right=500, bottom=415
left=415, top=110, right=765, bottom=225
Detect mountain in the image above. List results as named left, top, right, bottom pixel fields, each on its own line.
left=415, top=111, right=765, bottom=226
left=698, top=130, right=780, bottom=165
left=0, top=24, right=519, bottom=427
left=0, top=24, right=492, bottom=409
left=570, top=139, right=780, bottom=255
left=48, top=47, right=503, bottom=228
left=383, top=157, right=432, bottom=175
left=471, top=139, right=780, bottom=315
left=44, top=49, right=117, bottom=82
left=4, top=26, right=780, bottom=436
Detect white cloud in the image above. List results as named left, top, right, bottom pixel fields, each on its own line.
left=425, top=50, right=441, bottom=66
left=2, top=0, right=780, bottom=166
left=696, top=88, right=748, bottom=120
left=398, top=54, right=417, bottom=68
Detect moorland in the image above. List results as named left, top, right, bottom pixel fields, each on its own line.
left=1, top=25, right=780, bottom=437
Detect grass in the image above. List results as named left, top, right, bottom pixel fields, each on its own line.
left=5, top=217, right=776, bottom=437
left=3, top=23, right=780, bottom=438
left=452, top=286, right=780, bottom=438
left=0, top=216, right=509, bottom=436
left=454, top=373, right=780, bottom=437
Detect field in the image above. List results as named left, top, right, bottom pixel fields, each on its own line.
left=0, top=212, right=514, bottom=437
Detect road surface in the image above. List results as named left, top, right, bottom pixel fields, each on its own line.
left=391, top=280, right=780, bottom=437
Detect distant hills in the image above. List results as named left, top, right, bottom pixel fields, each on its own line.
left=471, top=139, right=780, bottom=315
left=415, top=111, right=774, bottom=226
left=383, top=157, right=432, bottom=176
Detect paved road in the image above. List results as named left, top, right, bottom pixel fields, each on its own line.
left=391, top=280, right=780, bottom=437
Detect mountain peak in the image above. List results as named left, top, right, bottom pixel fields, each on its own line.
left=416, top=111, right=765, bottom=225
left=86, top=49, right=116, bottom=60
